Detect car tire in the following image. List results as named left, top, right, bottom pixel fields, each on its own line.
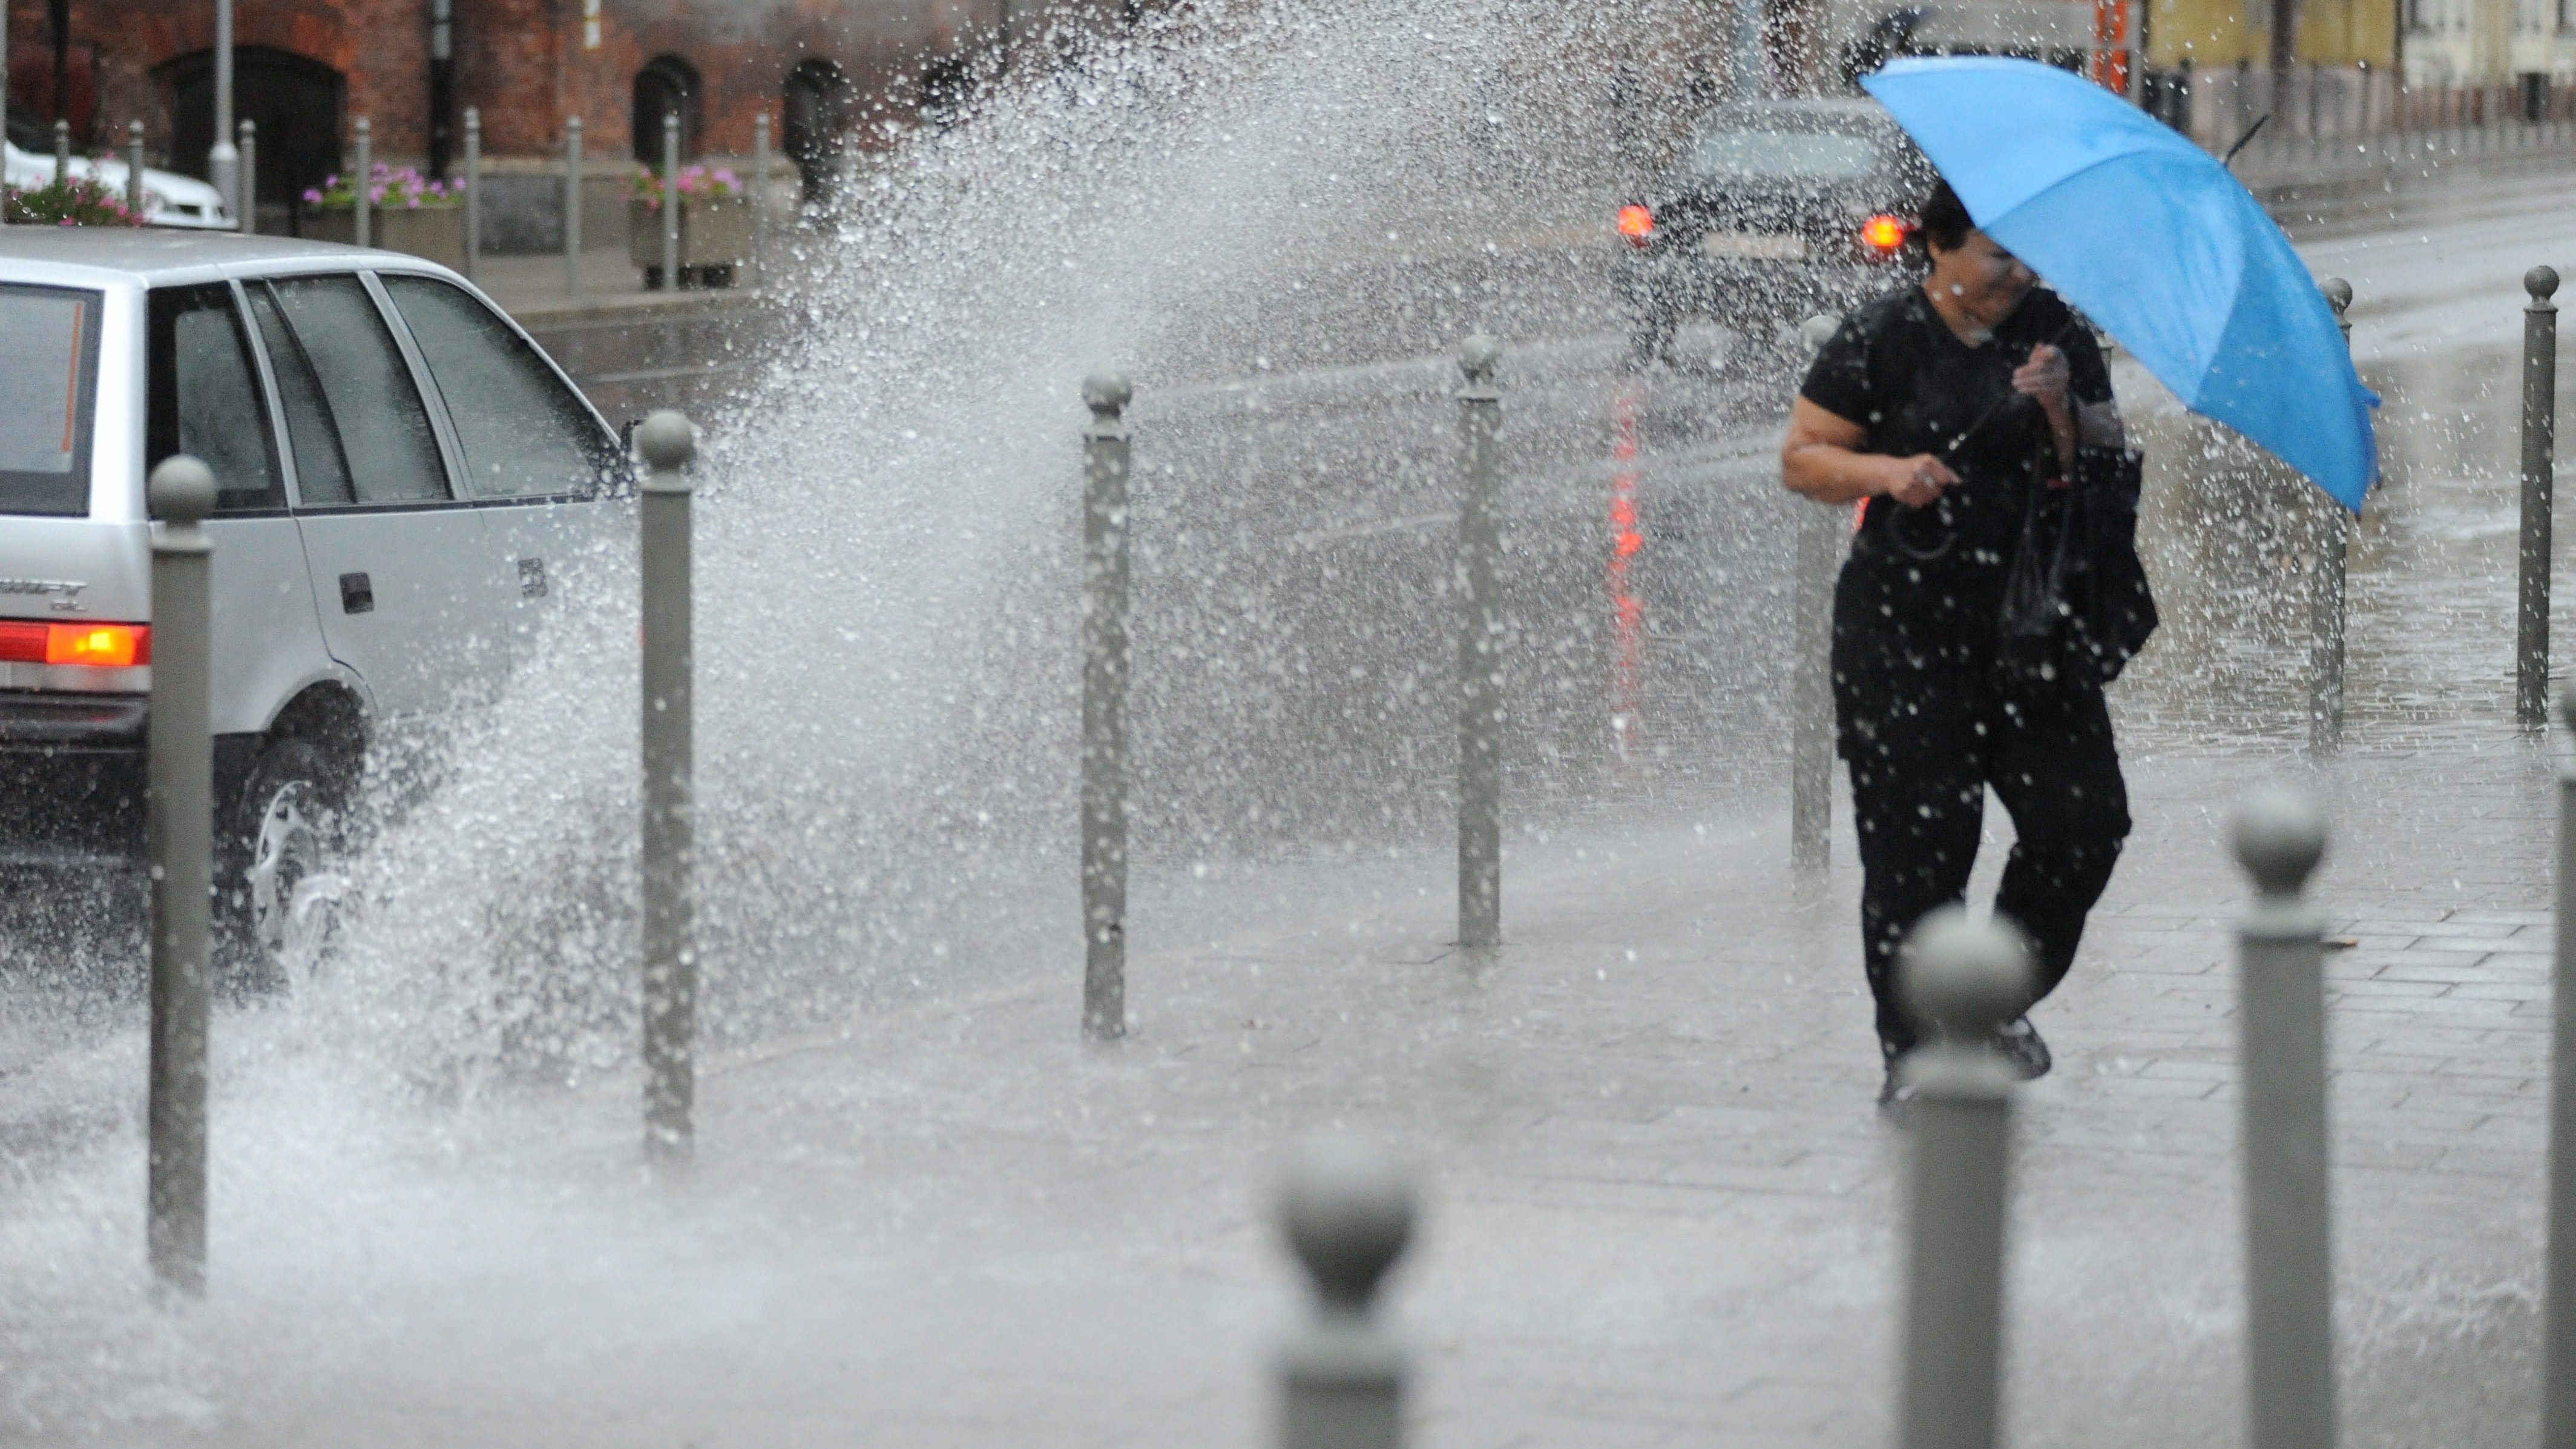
left=219, top=737, right=353, bottom=991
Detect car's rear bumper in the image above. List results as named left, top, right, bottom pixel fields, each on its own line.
left=1618, top=251, right=1906, bottom=325
left=0, top=692, right=252, bottom=867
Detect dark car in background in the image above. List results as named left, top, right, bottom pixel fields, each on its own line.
left=1617, top=98, right=1933, bottom=369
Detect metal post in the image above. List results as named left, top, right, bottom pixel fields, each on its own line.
left=1456, top=336, right=1504, bottom=950
left=53, top=119, right=68, bottom=185
left=2548, top=687, right=2576, bottom=1449
left=1276, top=1135, right=1415, bottom=1449
left=564, top=117, right=584, bottom=295
left=125, top=120, right=146, bottom=220
left=1894, top=908, right=2032, bottom=1449
left=2232, top=787, right=2336, bottom=1449
left=751, top=111, right=770, bottom=292
left=2308, top=279, right=2353, bottom=757
left=352, top=117, right=371, bottom=249
left=461, top=108, right=481, bottom=283
left=660, top=111, right=682, bottom=290
left=2522, top=267, right=2561, bottom=728
left=1080, top=373, right=1134, bottom=1041
left=146, top=456, right=217, bottom=1299
left=237, top=120, right=256, bottom=235
left=636, top=411, right=697, bottom=1165
left=1792, top=313, right=1842, bottom=873
left=209, top=0, right=239, bottom=222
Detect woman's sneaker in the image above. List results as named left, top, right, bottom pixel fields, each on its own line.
left=1993, top=1016, right=2052, bottom=1080
left=1877, top=1040, right=1918, bottom=1117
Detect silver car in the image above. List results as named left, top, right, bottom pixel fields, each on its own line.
left=0, top=229, right=624, bottom=975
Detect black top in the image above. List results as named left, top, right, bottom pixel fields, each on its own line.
left=1800, top=283, right=2113, bottom=577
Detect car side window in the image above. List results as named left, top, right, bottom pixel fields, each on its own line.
left=380, top=275, right=615, bottom=500
left=146, top=284, right=283, bottom=511
left=261, top=275, right=450, bottom=506
left=242, top=282, right=355, bottom=506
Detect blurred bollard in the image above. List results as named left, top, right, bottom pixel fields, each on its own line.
left=660, top=112, right=682, bottom=291
left=237, top=120, right=256, bottom=236
left=461, top=107, right=482, bottom=283
left=1455, top=335, right=1504, bottom=950
left=637, top=412, right=697, bottom=1164
left=2232, top=787, right=2336, bottom=1449
left=1894, top=908, right=2032, bottom=1449
left=51, top=118, right=67, bottom=184
left=125, top=120, right=146, bottom=219
left=1792, top=312, right=1842, bottom=875
left=352, top=117, right=372, bottom=249
left=2522, top=267, right=2560, bottom=728
left=146, top=456, right=217, bottom=1298
left=1081, top=373, right=1134, bottom=1040
left=564, top=117, right=583, bottom=295
left=2309, top=279, right=2353, bottom=757
left=1276, top=1135, right=1415, bottom=1449
left=751, top=111, right=770, bottom=291
left=2547, top=688, right=2576, bottom=1449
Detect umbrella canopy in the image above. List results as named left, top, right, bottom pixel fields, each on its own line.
left=1861, top=56, right=2378, bottom=511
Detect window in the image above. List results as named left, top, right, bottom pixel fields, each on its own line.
left=258, top=275, right=448, bottom=506
left=381, top=275, right=614, bottom=499
left=1687, top=128, right=1879, bottom=182
left=146, top=284, right=283, bottom=512
left=243, top=282, right=355, bottom=506
left=0, top=285, right=101, bottom=516
left=632, top=54, right=702, bottom=166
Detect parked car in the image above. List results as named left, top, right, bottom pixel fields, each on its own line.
left=0, top=228, right=625, bottom=978
left=5, top=114, right=237, bottom=228
left=1616, top=97, right=1933, bottom=369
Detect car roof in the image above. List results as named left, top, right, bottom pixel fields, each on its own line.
left=1702, top=97, right=1899, bottom=129
left=0, top=227, right=451, bottom=289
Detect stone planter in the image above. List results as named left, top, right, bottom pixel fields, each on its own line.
left=628, top=196, right=750, bottom=288
left=304, top=205, right=468, bottom=271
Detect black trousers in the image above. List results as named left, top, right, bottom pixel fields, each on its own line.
left=1835, top=637, right=2132, bottom=1059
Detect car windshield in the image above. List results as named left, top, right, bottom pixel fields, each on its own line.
left=1688, top=127, right=1879, bottom=182
left=0, top=285, right=103, bottom=516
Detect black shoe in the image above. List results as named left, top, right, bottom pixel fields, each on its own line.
left=1993, top=1016, right=2052, bottom=1081
left=1877, top=1039, right=1918, bottom=1117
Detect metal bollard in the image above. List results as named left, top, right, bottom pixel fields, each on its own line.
left=2232, top=787, right=2336, bottom=1449
left=1791, top=312, right=1842, bottom=874
left=564, top=116, right=583, bottom=295
left=125, top=120, right=146, bottom=219
left=1893, top=907, right=2032, bottom=1449
left=1276, top=1135, right=1415, bottom=1449
left=1080, top=373, right=1134, bottom=1041
left=352, top=117, right=371, bottom=249
left=2547, top=687, right=2576, bottom=1449
left=52, top=118, right=67, bottom=185
left=660, top=111, right=683, bottom=291
left=2522, top=267, right=2560, bottom=728
left=461, top=107, right=481, bottom=283
left=751, top=111, right=770, bottom=292
left=146, top=456, right=217, bottom=1298
left=237, top=120, right=256, bottom=235
left=2309, top=279, right=2354, bottom=757
left=1455, top=335, right=1504, bottom=950
left=636, top=412, right=697, bottom=1164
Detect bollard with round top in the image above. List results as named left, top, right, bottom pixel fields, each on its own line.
left=1790, top=312, right=1841, bottom=875
left=1080, top=372, right=1134, bottom=1040
left=2231, top=786, right=2335, bottom=1449
left=659, top=111, right=682, bottom=291
left=1276, top=1135, right=1416, bottom=1449
left=1892, top=906, right=2031, bottom=1449
left=2520, top=266, right=2561, bottom=728
left=2545, top=688, right=2576, bottom=1449
left=1454, top=334, right=1504, bottom=950
left=146, top=455, right=217, bottom=1298
left=636, top=410, right=697, bottom=1166
left=2309, top=280, right=2354, bottom=758
left=564, top=116, right=585, bottom=295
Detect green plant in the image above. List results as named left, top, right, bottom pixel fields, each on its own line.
left=631, top=163, right=743, bottom=211
left=3, top=172, right=146, bottom=226
left=304, top=162, right=461, bottom=211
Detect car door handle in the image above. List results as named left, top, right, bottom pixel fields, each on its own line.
left=518, top=557, right=548, bottom=599
left=339, top=572, right=374, bottom=614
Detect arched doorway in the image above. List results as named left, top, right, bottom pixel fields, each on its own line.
left=157, top=47, right=344, bottom=214
left=781, top=58, right=853, bottom=200
left=632, top=55, right=702, bottom=168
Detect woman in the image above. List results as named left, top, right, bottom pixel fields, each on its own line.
left=1779, top=180, right=2136, bottom=1109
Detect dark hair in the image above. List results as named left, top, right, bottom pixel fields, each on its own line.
left=1914, top=179, right=1973, bottom=254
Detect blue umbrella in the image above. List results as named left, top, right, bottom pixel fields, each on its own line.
left=1861, top=55, right=2378, bottom=511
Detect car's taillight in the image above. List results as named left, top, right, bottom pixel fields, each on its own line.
left=1859, top=213, right=1910, bottom=257
left=0, top=621, right=150, bottom=667
left=1617, top=204, right=1655, bottom=248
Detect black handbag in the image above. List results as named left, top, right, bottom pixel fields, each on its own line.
left=1997, top=442, right=2158, bottom=686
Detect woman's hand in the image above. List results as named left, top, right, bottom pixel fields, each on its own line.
left=1878, top=453, right=1959, bottom=508
left=2014, top=343, right=2078, bottom=468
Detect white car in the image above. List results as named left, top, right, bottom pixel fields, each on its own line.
left=5, top=117, right=237, bottom=229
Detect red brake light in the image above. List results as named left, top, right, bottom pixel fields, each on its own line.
left=1617, top=205, right=1655, bottom=248
left=1859, top=213, right=1910, bottom=255
left=0, top=621, right=150, bottom=667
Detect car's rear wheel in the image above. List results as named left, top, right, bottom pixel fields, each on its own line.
left=223, top=737, right=352, bottom=990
